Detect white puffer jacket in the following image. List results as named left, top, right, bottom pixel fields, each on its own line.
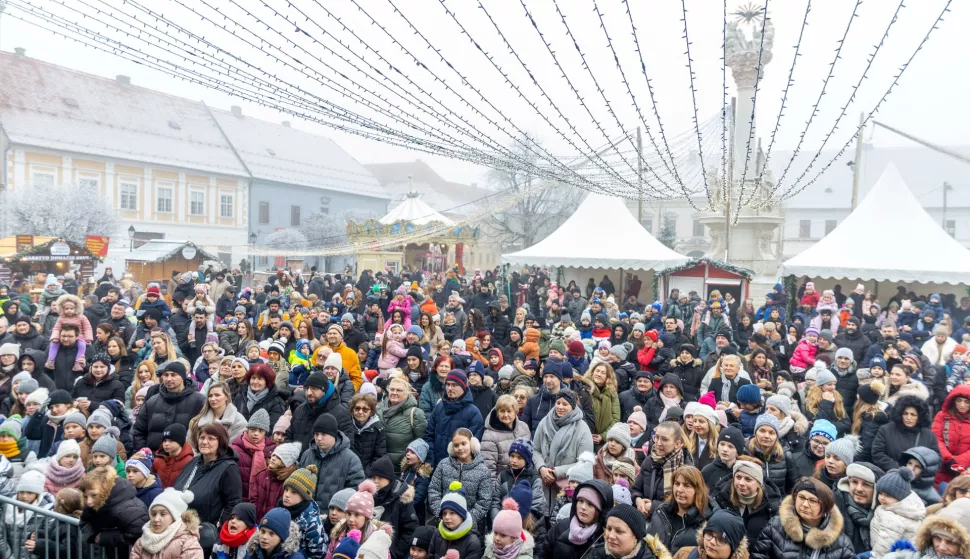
left=870, top=491, right=926, bottom=558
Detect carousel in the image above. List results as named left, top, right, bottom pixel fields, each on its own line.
left=346, top=181, right=479, bottom=275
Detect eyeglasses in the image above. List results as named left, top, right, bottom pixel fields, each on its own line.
left=514, top=395, right=528, bottom=401
left=796, top=494, right=822, bottom=507
left=703, top=533, right=727, bottom=546
left=809, top=439, right=831, bottom=449
left=352, top=406, right=371, bottom=413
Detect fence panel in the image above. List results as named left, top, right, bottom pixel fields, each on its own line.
left=0, top=495, right=120, bottom=559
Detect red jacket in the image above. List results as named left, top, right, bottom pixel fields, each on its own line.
left=800, top=291, right=820, bottom=308
left=933, top=384, right=970, bottom=485
left=250, top=464, right=296, bottom=520
left=230, top=436, right=276, bottom=501
left=152, top=442, right=194, bottom=488
left=637, top=346, right=657, bottom=371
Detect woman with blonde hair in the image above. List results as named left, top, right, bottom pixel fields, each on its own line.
left=125, top=360, right=159, bottom=409
left=418, top=312, right=444, bottom=358
left=647, top=465, right=711, bottom=555
left=583, top=362, right=620, bottom=449
left=235, top=320, right=255, bottom=353
left=803, top=369, right=850, bottom=436
left=378, top=376, right=428, bottom=466
left=146, top=330, right=181, bottom=368
left=187, top=381, right=248, bottom=450
left=687, top=406, right=721, bottom=470
left=481, top=394, right=531, bottom=479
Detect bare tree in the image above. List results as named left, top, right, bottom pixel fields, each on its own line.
left=300, top=209, right=379, bottom=249
left=9, top=183, right=118, bottom=242
left=484, top=135, right=582, bottom=249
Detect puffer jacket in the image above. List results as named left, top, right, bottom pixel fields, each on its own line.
left=298, top=432, right=364, bottom=510
left=132, top=384, right=205, bottom=451
left=351, top=415, right=387, bottom=469
left=172, top=449, right=242, bottom=526
left=153, top=442, right=194, bottom=488
left=710, top=472, right=781, bottom=545
left=750, top=496, right=855, bottom=559
left=419, top=373, right=446, bottom=416
left=80, top=476, right=149, bottom=558
left=230, top=437, right=275, bottom=500
left=544, top=480, right=613, bottom=559
left=480, top=410, right=531, bottom=479
left=374, top=480, right=418, bottom=559
left=130, top=509, right=204, bottom=559
left=70, top=370, right=126, bottom=410
left=484, top=532, right=535, bottom=559
left=869, top=491, right=926, bottom=558
left=429, top=526, right=482, bottom=559
left=378, top=395, right=428, bottom=467
left=871, top=395, right=940, bottom=473
left=932, top=383, right=970, bottom=485
left=427, top=450, right=494, bottom=525
left=665, top=357, right=706, bottom=402
left=423, top=390, right=484, bottom=467
left=283, top=382, right=354, bottom=450
left=619, top=384, right=655, bottom=424
left=854, top=408, right=889, bottom=463
left=631, top=448, right=693, bottom=518
left=747, top=444, right=797, bottom=494
left=647, top=500, right=710, bottom=556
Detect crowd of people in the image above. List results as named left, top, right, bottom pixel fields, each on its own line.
left=0, top=264, right=969, bottom=559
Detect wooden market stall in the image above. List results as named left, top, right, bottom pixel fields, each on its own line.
left=124, top=240, right=221, bottom=289
left=0, top=236, right=101, bottom=287
left=656, top=258, right=753, bottom=303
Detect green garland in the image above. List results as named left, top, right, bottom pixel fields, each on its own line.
left=783, top=274, right=798, bottom=318
left=651, top=258, right=755, bottom=304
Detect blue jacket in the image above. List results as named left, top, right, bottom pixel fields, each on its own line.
left=423, top=390, right=484, bottom=467
left=139, top=297, right=172, bottom=319
left=739, top=408, right=762, bottom=439
left=522, top=385, right=561, bottom=435
left=134, top=475, right=163, bottom=510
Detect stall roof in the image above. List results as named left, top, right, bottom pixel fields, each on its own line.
left=2, top=237, right=99, bottom=262
left=502, top=192, right=690, bottom=270
left=780, top=163, right=970, bottom=284
left=125, top=240, right=220, bottom=263
left=658, top=258, right=754, bottom=279
left=0, top=236, right=55, bottom=257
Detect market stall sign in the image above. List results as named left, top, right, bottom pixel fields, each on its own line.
left=85, top=236, right=111, bottom=258
left=19, top=254, right=94, bottom=262
left=182, top=246, right=197, bottom=260
left=50, top=242, right=71, bottom=256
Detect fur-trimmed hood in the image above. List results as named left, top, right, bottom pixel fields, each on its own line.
left=399, top=456, right=433, bottom=479
left=790, top=409, right=809, bottom=434
left=778, top=495, right=845, bottom=550
left=914, top=511, right=970, bottom=557
left=55, top=293, right=84, bottom=312
left=642, top=534, right=673, bottom=559
left=669, top=357, right=703, bottom=368
left=884, top=380, right=930, bottom=406
left=246, top=518, right=302, bottom=556
left=891, top=394, right=933, bottom=429
left=692, top=528, right=749, bottom=559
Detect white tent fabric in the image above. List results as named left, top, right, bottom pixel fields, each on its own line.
left=380, top=195, right=454, bottom=226
left=502, top=192, right=689, bottom=270
left=780, top=163, right=970, bottom=284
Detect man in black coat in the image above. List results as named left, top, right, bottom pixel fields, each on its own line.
left=44, top=324, right=93, bottom=391
left=340, top=314, right=367, bottom=352
left=485, top=302, right=512, bottom=346
left=132, top=361, right=204, bottom=451
left=562, top=363, right=597, bottom=437
left=834, top=317, right=870, bottom=363
left=105, top=302, right=135, bottom=346
left=833, top=462, right=884, bottom=554
left=284, top=371, right=354, bottom=450
left=468, top=283, right=496, bottom=317
left=368, top=456, right=418, bottom=559
left=619, top=371, right=656, bottom=423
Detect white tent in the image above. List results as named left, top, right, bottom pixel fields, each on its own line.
left=780, top=163, right=970, bottom=284
left=502, top=192, right=689, bottom=270
left=380, top=194, right=454, bottom=226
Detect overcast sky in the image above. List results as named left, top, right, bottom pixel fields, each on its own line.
left=1, top=0, right=966, bottom=196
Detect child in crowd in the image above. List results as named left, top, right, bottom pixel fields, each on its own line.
left=46, top=294, right=94, bottom=371
left=592, top=423, right=637, bottom=484
left=494, top=439, right=543, bottom=519
left=153, top=424, right=194, bottom=488
left=24, top=389, right=75, bottom=458
left=735, top=384, right=764, bottom=439
left=83, top=409, right=126, bottom=466
left=0, top=414, right=37, bottom=477
left=274, top=464, right=325, bottom=558
left=45, top=438, right=85, bottom=494
left=126, top=451, right=163, bottom=509
left=408, top=526, right=434, bottom=559
left=870, top=467, right=926, bottom=557
left=428, top=483, right=481, bottom=559
left=788, top=326, right=819, bottom=374
left=328, top=480, right=391, bottom=556
left=251, top=442, right=301, bottom=520
left=946, top=344, right=969, bottom=390
left=2, top=470, right=55, bottom=557
left=88, top=434, right=125, bottom=477
left=325, top=488, right=356, bottom=537
left=551, top=452, right=594, bottom=520
left=78, top=466, right=149, bottom=558
left=129, top=488, right=203, bottom=559
left=483, top=499, right=534, bottom=559
left=399, top=439, right=432, bottom=524
left=30, top=488, right=83, bottom=559
left=213, top=503, right=259, bottom=559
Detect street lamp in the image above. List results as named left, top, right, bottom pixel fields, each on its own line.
left=249, top=232, right=257, bottom=286
left=127, top=225, right=136, bottom=251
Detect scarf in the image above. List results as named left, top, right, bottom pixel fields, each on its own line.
left=0, top=439, right=19, bottom=459
left=844, top=499, right=872, bottom=545
left=738, top=491, right=757, bottom=506
left=269, top=461, right=298, bottom=482
left=568, top=516, right=599, bottom=544
left=438, top=516, right=472, bottom=541
left=650, top=446, right=684, bottom=499
left=239, top=435, right=266, bottom=490
left=246, top=387, right=269, bottom=410
left=777, top=416, right=795, bottom=438
left=720, top=375, right=736, bottom=403
left=45, top=459, right=85, bottom=494
left=219, top=522, right=255, bottom=548
left=492, top=533, right=524, bottom=559
left=610, top=543, right=642, bottom=559
left=47, top=409, right=70, bottom=425
left=658, top=395, right=681, bottom=423
left=139, top=519, right=183, bottom=554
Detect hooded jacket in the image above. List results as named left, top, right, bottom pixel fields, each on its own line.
left=351, top=414, right=386, bottom=469
left=132, top=384, right=205, bottom=451
left=932, top=384, right=970, bottom=485
left=871, top=395, right=940, bottom=473
left=423, top=389, right=485, bottom=467
left=870, top=491, right=926, bottom=557
left=0, top=322, right=47, bottom=352
left=544, top=480, right=613, bottom=559
left=298, top=431, right=364, bottom=511
left=750, top=495, right=855, bottom=559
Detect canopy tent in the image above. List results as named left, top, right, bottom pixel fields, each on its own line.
left=502, top=192, right=689, bottom=270
left=379, top=193, right=454, bottom=226
left=780, top=163, right=970, bottom=284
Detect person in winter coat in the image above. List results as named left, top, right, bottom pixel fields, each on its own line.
left=273, top=465, right=325, bottom=559
left=481, top=395, right=531, bottom=480
left=932, top=383, right=970, bottom=486
left=665, top=344, right=705, bottom=403
left=424, top=370, right=484, bottom=467
left=234, top=364, right=286, bottom=432
left=632, top=420, right=693, bottom=520
left=880, top=498, right=970, bottom=559
left=523, top=364, right=567, bottom=434
left=172, top=422, right=243, bottom=526
left=368, top=456, right=419, bottom=559
left=70, top=352, right=126, bottom=413
left=129, top=487, right=204, bottom=559
left=484, top=498, right=535, bottom=559
left=188, top=382, right=249, bottom=451
left=899, top=446, right=941, bottom=506
left=871, top=394, right=940, bottom=473
left=125, top=453, right=164, bottom=510
left=646, top=465, right=711, bottom=556
left=0, top=470, right=55, bottom=559
left=153, top=424, right=194, bottom=488
left=869, top=468, right=926, bottom=558
left=428, top=483, right=483, bottom=559
left=709, top=457, right=781, bottom=545
left=399, top=440, right=433, bottom=525
left=764, top=394, right=809, bottom=453
left=701, top=426, right=743, bottom=490
left=750, top=477, right=855, bottom=559
left=619, top=370, right=656, bottom=424
left=297, top=413, right=364, bottom=511
left=467, top=363, right=499, bottom=421
left=745, top=414, right=796, bottom=494
left=250, top=442, right=300, bottom=520
left=532, top=389, right=594, bottom=519
left=284, top=372, right=354, bottom=450
left=213, top=503, right=258, bottom=559
left=230, top=409, right=276, bottom=501
left=583, top=363, right=621, bottom=450
left=378, top=376, right=428, bottom=468
left=420, top=356, right=451, bottom=416
left=350, top=392, right=387, bottom=469
left=78, top=466, right=150, bottom=558
left=427, top=429, right=494, bottom=529
left=586, top=503, right=671, bottom=559
left=543, top=479, right=613, bottom=559
left=133, top=361, right=205, bottom=452
left=242, top=507, right=306, bottom=559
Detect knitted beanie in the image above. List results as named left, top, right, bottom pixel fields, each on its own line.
left=329, top=488, right=356, bottom=512
left=86, top=409, right=113, bottom=429
left=231, top=503, right=258, bottom=529
left=736, top=384, right=761, bottom=405
left=125, top=456, right=153, bottom=479
left=508, top=480, right=532, bottom=520
left=259, top=508, right=291, bottom=541
left=606, top=422, right=631, bottom=450
left=509, top=438, right=534, bottom=468
left=162, top=424, right=188, bottom=447
left=754, top=413, right=782, bottom=437
left=407, top=439, right=430, bottom=463
left=845, top=462, right=885, bottom=486
left=54, top=439, right=81, bottom=463
left=346, top=479, right=378, bottom=520
left=440, top=481, right=469, bottom=519
left=63, top=411, right=87, bottom=429
left=607, top=504, right=647, bottom=540
left=272, top=442, right=302, bottom=468
left=816, top=368, right=838, bottom=387
left=611, top=459, right=636, bottom=483
left=825, top=435, right=861, bottom=466
left=16, top=378, right=38, bottom=396
left=0, top=416, right=23, bottom=440
left=733, top=459, right=764, bottom=486
left=273, top=414, right=292, bottom=435
left=17, top=470, right=45, bottom=495
left=717, top=427, right=745, bottom=456
left=357, top=526, right=393, bottom=559
left=809, top=419, right=838, bottom=442
left=612, top=479, right=632, bottom=505
left=876, top=467, right=914, bottom=501
left=765, top=395, right=791, bottom=417
left=247, top=409, right=271, bottom=433
left=150, top=488, right=193, bottom=520
left=493, top=498, right=523, bottom=537
left=91, top=434, right=118, bottom=461
left=567, top=452, right=595, bottom=483
left=332, top=530, right=362, bottom=559
left=283, top=464, right=318, bottom=501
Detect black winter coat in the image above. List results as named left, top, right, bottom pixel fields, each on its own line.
left=870, top=400, right=940, bottom=473
left=832, top=365, right=860, bottom=417
left=567, top=380, right=598, bottom=436
left=631, top=448, right=693, bottom=518
left=469, top=384, right=498, bottom=421
left=834, top=486, right=874, bottom=554
left=132, top=384, right=205, bottom=451
left=544, top=480, right=613, bottom=559
left=708, top=375, right=751, bottom=405
left=748, top=446, right=796, bottom=494
left=23, top=409, right=63, bottom=457
left=343, top=327, right=367, bottom=352
left=172, top=449, right=243, bottom=525
left=429, top=528, right=482, bottom=559
left=284, top=387, right=354, bottom=450
left=523, top=387, right=558, bottom=435
left=665, top=358, right=706, bottom=402
left=79, top=477, right=148, bottom=558
left=375, top=480, right=418, bottom=559
left=352, top=416, right=387, bottom=469
left=834, top=330, right=870, bottom=363
left=750, top=496, right=855, bottom=559
left=647, top=500, right=711, bottom=556
left=853, top=411, right=889, bottom=464
left=46, top=342, right=93, bottom=391
left=710, top=472, right=781, bottom=545
left=70, top=371, right=126, bottom=410
left=701, top=457, right=733, bottom=490
left=485, top=312, right=511, bottom=346
left=233, top=384, right=287, bottom=432
left=619, top=385, right=655, bottom=424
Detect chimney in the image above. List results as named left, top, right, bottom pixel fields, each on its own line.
left=116, top=75, right=131, bottom=85
left=14, top=48, right=26, bottom=57
left=231, top=106, right=242, bottom=117
left=282, top=121, right=291, bottom=128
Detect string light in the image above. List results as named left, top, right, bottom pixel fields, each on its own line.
left=678, top=0, right=712, bottom=212
left=733, top=1, right=770, bottom=225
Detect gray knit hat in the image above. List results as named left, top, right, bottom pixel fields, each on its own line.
left=406, top=439, right=430, bottom=463
left=86, top=409, right=113, bottom=429
left=875, top=467, right=914, bottom=501
left=754, top=413, right=782, bottom=436
left=16, top=378, right=38, bottom=396
left=567, top=452, right=595, bottom=483
left=16, top=470, right=45, bottom=495
left=765, top=395, right=791, bottom=417
left=91, top=434, right=118, bottom=461
left=825, top=435, right=860, bottom=466
left=247, top=409, right=271, bottom=433
left=329, top=487, right=356, bottom=511
left=63, top=411, right=87, bottom=429
left=271, top=442, right=302, bottom=468
left=816, top=368, right=838, bottom=386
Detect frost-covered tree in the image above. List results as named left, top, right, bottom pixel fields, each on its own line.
left=263, top=228, right=308, bottom=251
left=9, top=183, right=118, bottom=243
left=300, top=209, right=379, bottom=249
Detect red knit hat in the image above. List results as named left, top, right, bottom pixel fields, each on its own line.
left=146, top=285, right=161, bottom=297
left=644, top=330, right=659, bottom=342
left=955, top=344, right=968, bottom=354
left=567, top=341, right=586, bottom=357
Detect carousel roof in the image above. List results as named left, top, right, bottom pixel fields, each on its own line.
left=125, top=240, right=221, bottom=263
left=380, top=193, right=455, bottom=226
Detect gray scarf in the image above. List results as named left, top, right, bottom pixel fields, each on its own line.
left=246, top=387, right=268, bottom=410
left=720, top=375, right=736, bottom=403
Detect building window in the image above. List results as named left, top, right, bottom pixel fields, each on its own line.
left=258, top=256, right=269, bottom=267
left=31, top=170, right=55, bottom=188
left=824, top=220, right=837, bottom=235
left=641, top=218, right=652, bottom=233
left=120, top=180, right=138, bottom=210
left=798, top=220, right=811, bottom=239
left=692, top=219, right=705, bottom=237
left=946, top=220, right=956, bottom=237
left=259, top=202, right=270, bottom=224
left=156, top=186, right=173, bottom=213
left=220, top=194, right=233, bottom=218
left=291, top=205, right=301, bottom=226
left=77, top=175, right=99, bottom=190
left=190, top=191, right=205, bottom=216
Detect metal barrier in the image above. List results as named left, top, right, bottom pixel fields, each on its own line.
left=0, top=495, right=120, bottom=559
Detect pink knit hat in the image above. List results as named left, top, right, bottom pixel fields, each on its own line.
left=493, top=498, right=523, bottom=538
left=273, top=413, right=292, bottom=435
left=698, top=391, right=717, bottom=409
left=346, top=479, right=377, bottom=519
